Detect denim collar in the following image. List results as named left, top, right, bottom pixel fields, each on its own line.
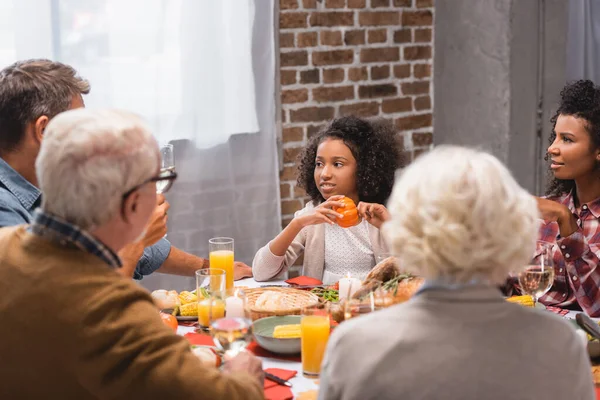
left=0, top=157, right=41, bottom=210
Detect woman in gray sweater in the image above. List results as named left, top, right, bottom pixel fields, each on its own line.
left=318, top=145, right=595, bottom=400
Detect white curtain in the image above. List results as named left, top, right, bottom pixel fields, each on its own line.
left=566, top=0, right=600, bottom=82
left=0, top=0, right=281, bottom=291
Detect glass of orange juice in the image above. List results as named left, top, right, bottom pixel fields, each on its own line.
left=209, top=237, right=234, bottom=290
left=196, top=268, right=226, bottom=329
left=301, top=303, right=331, bottom=378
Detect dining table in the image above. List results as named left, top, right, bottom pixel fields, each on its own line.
left=176, top=277, right=600, bottom=399
left=176, top=277, right=319, bottom=398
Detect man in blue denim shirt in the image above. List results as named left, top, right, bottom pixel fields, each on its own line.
left=0, top=59, right=253, bottom=280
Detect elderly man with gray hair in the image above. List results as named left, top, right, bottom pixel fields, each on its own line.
left=318, top=146, right=595, bottom=400
left=0, top=108, right=264, bottom=399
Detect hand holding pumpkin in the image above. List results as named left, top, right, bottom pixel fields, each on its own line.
left=357, top=201, right=390, bottom=229
left=294, top=195, right=346, bottom=228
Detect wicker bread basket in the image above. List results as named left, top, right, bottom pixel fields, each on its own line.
left=245, top=287, right=319, bottom=321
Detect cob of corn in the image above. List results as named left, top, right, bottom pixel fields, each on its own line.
left=179, top=291, right=198, bottom=305
left=506, top=295, right=534, bottom=307
left=179, top=302, right=198, bottom=316
left=273, top=324, right=301, bottom=339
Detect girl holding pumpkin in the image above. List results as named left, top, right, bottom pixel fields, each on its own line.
left=252, top=115, right=403, bottom=284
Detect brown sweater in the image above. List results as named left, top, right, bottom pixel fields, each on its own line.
left=0, top=226, right=264, bottom=399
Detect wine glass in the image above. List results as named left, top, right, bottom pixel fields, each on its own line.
left=518, top=241, right=555, bottom=308
left=210, top=290, right=253, bottom=357
left=157, top=144, right=175, bottom=195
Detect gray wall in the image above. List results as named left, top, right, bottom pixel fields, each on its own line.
left=434, top=0, right=567, bottom=195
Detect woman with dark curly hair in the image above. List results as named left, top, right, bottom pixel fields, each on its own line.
left=252, top=115, right=402, bottom=283
left=535, top=79, right=600, bottom=316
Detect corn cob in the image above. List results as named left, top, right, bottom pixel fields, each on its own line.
left=179, top=302, right=198, bottom=316
left=506, top=295, right=534, bottom=307
left=178, top=291, right=198, bottom=305
left=273, top=324, right=301, bottom=339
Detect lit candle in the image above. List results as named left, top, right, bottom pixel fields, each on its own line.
left=339, top=273, right=361, bottom=300
left=225, top=289, right=244, bottom=318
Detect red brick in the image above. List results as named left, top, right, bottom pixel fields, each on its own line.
left=303, top=0, right=318, bottom=7
left=348, top=0, right=367, bottom=7
left=323, top=68, right=345, bottom=83
left=282, top=88, right=309, bottom=104
left=280, top=12, right=308, bottom=29
left=414, top=63, right=431, bottom=78
left=280, top=32, right=295, bottom=48
left=280, top=165, right=297, bottom=180
left=412, top=131, right=432, bottom=146
left=290, top=106, right=335, bottom=122
left=310, top=12, right=354, bottom=27
left=321, top=30, right=343, bottom=46
left=359, top=11, right=400, bottom=26
left=394, top=0, right=412, bottom=5
left=294, top=186, right=307, bottom=197
left=344, top=30, right=366, bottom=45
left=370, top=65, right=390, bottom=80
left=280, top=183, right=291, bottom=198
left=348, top=67, right=369, bottom=81
left=281, top=51, right=308, bottom=67
left=339, top=101, right=380, bottom=117
left=360, top=47, right=400, bottom=63
left=415, top=28, right=432, bottom=42
left=300, top=69, right=320, bottom=84
left=393, top=29, right=411, bottom=43
left=416, top=0, right=433, bottom=7
left=312, top=50, right=354, bottom=66
left=282, top=109, right=287, bottom=123
left=283, top=146, right=303, bottom=163
left=414, top=95, right=431, bottom=111
left=414, top=148, right=429, bottom=159
left=359, top=84, right=397, bottom=98
left=404, top=45, right=432, bottom=60
left=298, top=31, right=318, bottom=47
left=395, top=113, right=432, bottom=130
left=394, top=64, right=411, bottom=78
left=382, top=97, right=412, bottom=113
left=281, top=199, right=303, bottom=215
left=312, top=85, right=355, bottom=102
left=282, top=127, right=304, bottom=142
left=280, top=69, right=297, bottom=85
left=325, top=0, right=346, bottom=8
left=368, top=29, right=387, bottom=43
left=401, top=81, right=430, bottom=95
left=395, top=133, right=405, bottom=153
left=371, top=0, right=391, bottom=7
left=280, top=0, right=299, bottom=9
left=402, top=10, right=433, bottom=26
left=307, top=124, right=325, bottom=137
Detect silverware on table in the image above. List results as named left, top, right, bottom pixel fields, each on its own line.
left=265, top=371, right=293, bottom=387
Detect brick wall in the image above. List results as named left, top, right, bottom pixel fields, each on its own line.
left=278, top=0, right=434, bottom=226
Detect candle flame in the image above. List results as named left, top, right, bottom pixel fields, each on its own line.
left=346, top=272, right=352, bottom=279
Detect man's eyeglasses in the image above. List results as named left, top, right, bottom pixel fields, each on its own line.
left=122, top=169, right=178, bottom=200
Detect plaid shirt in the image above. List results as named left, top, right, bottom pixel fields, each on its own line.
left=538, top=191, right=600, bottom=316
left=29, top=209, right=122, bottom=268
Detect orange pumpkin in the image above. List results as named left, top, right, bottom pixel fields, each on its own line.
left=334, top=197, right=360, bottom=228
left=160, top=312, right=178, bottom=332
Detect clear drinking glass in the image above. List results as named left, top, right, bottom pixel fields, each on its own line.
left=210, top=289, right=253, bottom=357
left=209, top=237, right=234, bottom=291
left=518, top=241, right=555, bottom=307
left=157, top=144, right=175, bottom=194
left=196, top=269, right=226, bottom=330
left=301, top=303, right=331, bottom=379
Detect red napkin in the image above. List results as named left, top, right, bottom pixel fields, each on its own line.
left=285, top=276, right=323, bottom=286
left=264, top=368, right=296, bottom=400
left=546, top=306, right=569, bottom=316
left=184, top=332, right=215, bottom=347
left=263, top=368, right=297, bottom=389
left=595, top=386, right=600, bottom=400
left=247, top=340, right=301, bottom=362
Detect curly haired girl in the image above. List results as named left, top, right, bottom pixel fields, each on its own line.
left=252, top=115, right=403, bottom=283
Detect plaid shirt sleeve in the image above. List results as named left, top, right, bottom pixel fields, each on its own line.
left=556, top=230, right=600, bottom=316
